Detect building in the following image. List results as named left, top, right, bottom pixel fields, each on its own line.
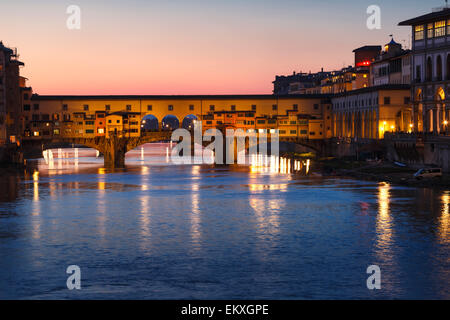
left=332, top=85, right=412, bottom=139
left=276, top=46, right=379, bottom=96
left=23, top=94, right=333, bottom=141
left=353, top=46, right=382, bottom=67
left=371, top=38, right=412, bottom=86
left=0, top=41, right=24, bottom=145
left=399, top=7, right=450, bottom=134
left=318, top=66, right=370, bottom=94
left=273, top=71, right=330, bottom=95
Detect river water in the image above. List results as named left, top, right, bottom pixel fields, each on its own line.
left=0, top=143, right=449, bottom=299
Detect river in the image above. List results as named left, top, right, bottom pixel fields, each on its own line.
left=0, top=143, right=449, bottom=299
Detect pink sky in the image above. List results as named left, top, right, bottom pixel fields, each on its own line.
left=1, top=0, right=434, bottom=95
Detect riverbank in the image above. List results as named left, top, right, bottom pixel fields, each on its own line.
left=282, top=152, right=450, bottom=189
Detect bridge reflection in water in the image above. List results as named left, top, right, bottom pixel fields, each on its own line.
left=37, top=142, right=313, bottom=176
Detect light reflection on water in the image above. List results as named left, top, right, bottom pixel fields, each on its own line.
left=0, top=143, right=449, bottom=299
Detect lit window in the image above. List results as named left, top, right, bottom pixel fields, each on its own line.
left=427, top=23, right=434, bottom=38
left=414, top=25, right=424, bottom=41
left=435, top=20, right=446, bottom=37
left=98, top=128, right=104, bottom=134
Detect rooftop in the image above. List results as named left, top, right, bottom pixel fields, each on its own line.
left=399, top=8, right=450, bottom=26
left=332, top=84, right=411, bottom=97
left=353, top=46, right=382, bottom=53
left=31, top=93, right=331, bottom=101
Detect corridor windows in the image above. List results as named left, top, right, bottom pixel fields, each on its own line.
left=435, top=21, right=446, bottom=37
left=231, top=105, right=236, bottom=111
left=105, top=105, right=111, bottom=111
left=426, top=57, right=433, bottom=81
left=168, top=105, right=174, bottom=111
left=62, top=104, right=68, bottom=111
left=83, top=104, right=89, bottom=111
left=147, top=105, right=152, bottom=111
left=437, top=55, right=443, bottom=80
left=209, top=105, right=215, bottom=111
left=427, top=23, right=434, bottom=38
left=384, top=97, right=391, bottom=105
left=251, top=105, right=257, bottom=111
left=272, top=104, right=278, bottom=111
left=126, top=105, right=132, bottom=111
left=189, top=105, right=194, bottom=111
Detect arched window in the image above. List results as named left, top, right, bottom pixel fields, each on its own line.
left=437, top=55, right=443, bottom=81
left=161, top=115, right=179, bottom=131
left=446, top=54, right=450, bottom=80
left=426, top=57, right=433, bottom=81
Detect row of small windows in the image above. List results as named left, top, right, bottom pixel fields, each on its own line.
left=26, top=103, right=324, bottom=115
left=334, top=98, right=376, bottom=108
left=44, top=104, right=313, bottom=112
left=415, top=20, right=450, bottom=40
left=334, top=96, right=410, bottom=108
left=278, top=130, right=321, bottom=135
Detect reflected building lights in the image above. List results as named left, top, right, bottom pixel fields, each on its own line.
left=31, top=170, right=41, bottom=239
left=438, top=191, right=450, bottom=244
left=190, top=183, right=201, bottom=247
left=375, top=182, right=394, bottom=263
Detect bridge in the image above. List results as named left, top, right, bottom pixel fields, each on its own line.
left=21, top=131, right=172, bottom=168
left=20, top=130, right=325, bottom=168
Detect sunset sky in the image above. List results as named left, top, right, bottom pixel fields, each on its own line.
left=0, top=0, right=442, bottom=95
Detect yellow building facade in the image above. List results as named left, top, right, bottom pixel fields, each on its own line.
left=22, top=94, right=332, bottom=140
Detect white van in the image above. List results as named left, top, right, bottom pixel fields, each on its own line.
left=414, top=168, right=443, bottom=180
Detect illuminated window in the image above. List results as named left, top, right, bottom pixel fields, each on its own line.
left=415, top=25, right=424, bottom=40
left=427, top=23, right=434, bottom=38
left=447, top=20, right=450, bottom=35
left=435, top=20, right=446, bottom=37
left=97, top=128, right=104, bottom=134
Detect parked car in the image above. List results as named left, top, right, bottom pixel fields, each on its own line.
left=414, top=168, right=443, bottom=180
